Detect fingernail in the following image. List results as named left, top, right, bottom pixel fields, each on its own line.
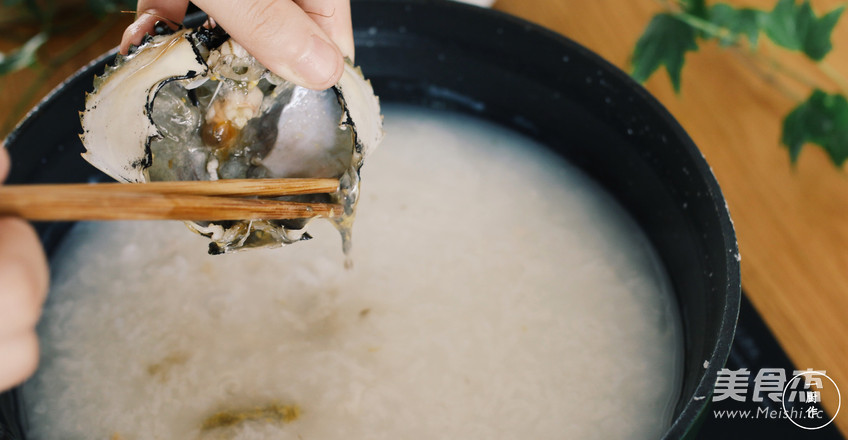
left=295, top=35, right=341, bottom=88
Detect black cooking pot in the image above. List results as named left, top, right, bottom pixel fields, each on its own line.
left=0, top=1, right=740, bottom=438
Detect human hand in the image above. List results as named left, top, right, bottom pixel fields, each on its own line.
left=0, top=145, right=49, bottom=392
left=121, top=0, right=353, bottom=90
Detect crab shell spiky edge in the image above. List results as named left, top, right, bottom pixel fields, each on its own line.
left=79, top=29, right=208, bottom=183
left=335, top=63, right=384, bottom=163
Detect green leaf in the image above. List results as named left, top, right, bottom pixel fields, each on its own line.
left=682, top=0, right=708, bottom=19
left=782, top=90, right=848, bottom=165
left=0, top=32, right=47, bottom=75
left=2, top=0, right=23, bottom=6
left=803, top=5, right=844, bottom=60
left=762, top=0, right=844, bottom=61
left=764, top=0, right=807, bottom=50
left=708, top=4, right=765, bottom=47
left=631, top=13, right=698, bottom=92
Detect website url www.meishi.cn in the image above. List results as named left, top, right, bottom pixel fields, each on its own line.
left=713, top=407, right=826, bottom=420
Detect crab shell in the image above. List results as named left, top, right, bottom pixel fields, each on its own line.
left=78, top=28, right=383, bottom=254
left=80, top=28, right=383, bottom=185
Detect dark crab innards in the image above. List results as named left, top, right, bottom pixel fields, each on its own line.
left=80, top=26, right=383, bottom=254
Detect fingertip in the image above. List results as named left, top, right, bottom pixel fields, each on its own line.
left=0, top=332, right=39, bottom=392
left=0, top=219, right=48, bottom=347
left=120, top=17, right=152, bottom=54
left=326, top=58, right=345, bottom=89
left=293, top=0, right=354, bottom=62
left=0, top=217, right=49, bottom=305
left=119, top=28, right=135, bottom=55
left=289, top=34, right=345, bottom=90
left=120, top=7, right=186, bottom=55
left=0, top=144, right=9, bottom=183
left=335, top=29, right=354, bottom=63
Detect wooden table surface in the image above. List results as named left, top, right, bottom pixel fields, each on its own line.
left=1, top=0, right=846, bottom=435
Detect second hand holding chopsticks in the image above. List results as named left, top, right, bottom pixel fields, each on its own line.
left=0, top=178, right=342, bottom=221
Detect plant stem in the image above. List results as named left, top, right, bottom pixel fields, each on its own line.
left=747, top=47, right=820, bottom=90
left=662, top=7, right=848, bottom=101
left=671, top=11, right=816, bottom=89
left=729, top=46, right=803, bottom=102
left=671, top=11, right=734, bottom=41
left=819, top=61, right=848, bottom=96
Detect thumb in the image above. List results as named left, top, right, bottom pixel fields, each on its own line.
left=194, top=0, right=345, bottom=90
left=0, top=145, right=9, bottom=183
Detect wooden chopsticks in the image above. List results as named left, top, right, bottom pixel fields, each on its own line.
left=0, top=178, right=342, bottom=221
